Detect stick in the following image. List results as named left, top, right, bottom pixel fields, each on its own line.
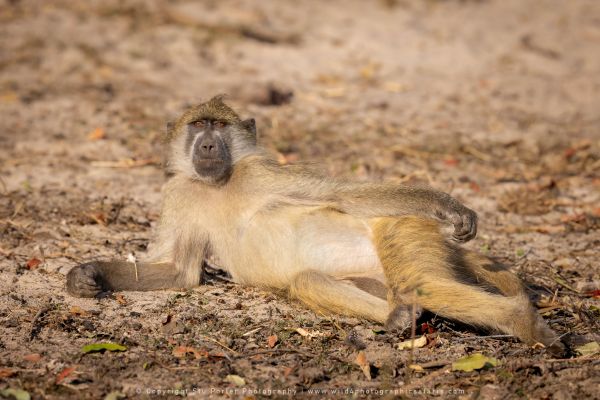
left=29, top=304, right=51, bottom=341
left=404, top=290, right=418, bottom=383
left=197, top=334, right=239, bottom=355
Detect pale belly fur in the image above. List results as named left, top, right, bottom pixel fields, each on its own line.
left=224, top=205, right=384, bottom=287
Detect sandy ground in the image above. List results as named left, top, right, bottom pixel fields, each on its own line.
left=1, top=0, right=599, bottom=398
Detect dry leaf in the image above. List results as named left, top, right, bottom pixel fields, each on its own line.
left=115, top=294, right=127, bottom=305
left=88, top=127, right=105, bottom=140
left=283, top=366, right=294, bottom=378
left=0, top=91, right=18, bottom=103
left=382, top=81, right=406, bottom=93
left=575, top=341, right=600, bottom=356
left=397, top=335, right=428, bottom=350
left=267, top=334, right=278, bottom=348
left=409, top=364, right=424, bottom=372
left=26, top=258, right=41, bottom=270
left=23, top=353, right=41, bottom=362
left=294, top=328, right=324, bottom=339
left=359, top=62, right=380, bottom=80
left=323, top=87, right=346, bottom=98
left=295, top=328, right=310, bottom=337
left=225, top=374, right=246, bottom=386
left=87, top=212, right=107, bottom=225
left=104, top=391, right=126, bottom=400
left=0, top=388, right=30, bottom=400
left=56, top=366, right=76, bottom=384
left=354, top=351, right=371, bottom=380
left=0, top=368, right=16, bottom=378
left=172, top=346, right=207, bottom=359
left=69, top=306, right=91, bottom=317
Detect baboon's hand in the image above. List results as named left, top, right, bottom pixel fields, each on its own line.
left=66, top=262, right=104, bottom=297
left=436, top=197, right=478, bottom=242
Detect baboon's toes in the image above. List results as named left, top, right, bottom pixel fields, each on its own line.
left=545, top=340, right=567, bottom=358
left=385, top=304, right=421, bottom=334
left=66, top=263, right=103, bottom=298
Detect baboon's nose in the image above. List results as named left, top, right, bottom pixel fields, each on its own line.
left=199, top=137, right=217, bottom=157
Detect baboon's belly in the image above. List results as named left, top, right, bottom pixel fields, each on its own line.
left=295, top=213, right=382, bottom=275
left=231, top=206, right=382, bottom=286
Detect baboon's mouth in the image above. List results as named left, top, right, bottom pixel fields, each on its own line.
left=195, top=159, right=224, bottom=165
left=193, top=157, right=231, bottom=182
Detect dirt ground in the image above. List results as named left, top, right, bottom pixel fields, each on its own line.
left=1, top=0, right=599, bottom=398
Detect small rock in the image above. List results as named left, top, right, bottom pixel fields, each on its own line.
left=161, top=318, right=186, bottom=335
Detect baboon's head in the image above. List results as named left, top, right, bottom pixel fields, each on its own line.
left=166, top=96, right=257, bottom=184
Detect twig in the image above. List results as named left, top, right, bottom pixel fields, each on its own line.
left=90, top=158, right=160, bottom=168
left=240, top=348, right=312, bottom=359
left=396, top=170, right=434, bottom=185
left=521, top=34, right=561, bottom=60
left=405, top=290, right=418, bottom=383
left=456, top=334, right=515, bottom=341
left=29, top=303, right=51, bottom=341
left=462, top=145, right=492, bottom=161
left=0, top=175, right=7, bottom=195
left=239, top=348, right=348, bottom=364
left=197, top=334, right=239, bottom=355
left=402, top=366, right=450, bottom=392
left=107, top=198, right=125, bottom=225
left=544, top=356, right=600, bottom=363
left=552, top=275, right=580, bottom=293
left=316, top=312, right=346, bottom=339
left=418, top=360, right=451, bottom=369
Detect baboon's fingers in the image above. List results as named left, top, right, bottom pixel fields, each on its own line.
left=66, top=263, right=103, bottom=297
left=451, top=208, right=477, bottom=243
left=68, top=281, right=102, bottom=298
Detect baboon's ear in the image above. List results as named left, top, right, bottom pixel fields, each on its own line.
left=241, top=118, right=257, bottom=143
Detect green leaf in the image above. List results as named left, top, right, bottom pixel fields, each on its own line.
left=104, top=392, right=126, bottom=400
left=81, top=342, right=127, bottom=354
left=0, top=389, right=31, bottom=400
left=452, top=353, right=498, bottom=372
left=515, top=248, right=525, bottom=257
left=575, top=341, right=600, bottom=356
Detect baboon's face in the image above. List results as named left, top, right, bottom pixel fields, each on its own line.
left=183, top=117, right=258, bottom=184
left=185, top=118, right=234, bottom=183
left=167, top=98, right=257, bottom=185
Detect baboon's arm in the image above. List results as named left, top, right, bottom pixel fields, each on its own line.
left=67, top=261, right=180, bottom=296
left=334, top=183, right=477, bottom=242
left=257, top=161, right=477, bottom=242
left=67, top=229, right=208, bottom=297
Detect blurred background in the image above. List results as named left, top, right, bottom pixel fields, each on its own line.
left=0, top=0, right=599, bottom=397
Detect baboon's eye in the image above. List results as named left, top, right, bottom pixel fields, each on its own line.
left=214, top=120, right=227, bottom=129
left=194, top=120, right=207, bottom=128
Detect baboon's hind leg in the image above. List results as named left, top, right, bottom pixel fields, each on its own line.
left=371, top=216, right=564, bottom=355
left=461, top=250, right=526, bottom=297
left=289, top=269, right=390, bottom=323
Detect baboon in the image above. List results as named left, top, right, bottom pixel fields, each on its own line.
left=67, top=96, right=564, bottom=355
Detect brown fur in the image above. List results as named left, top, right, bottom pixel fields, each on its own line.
left=165, top=95, right=241, bottom=142
left=371, top=216, right=563, bottom=354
